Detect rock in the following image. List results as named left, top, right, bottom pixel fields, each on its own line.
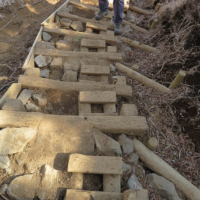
left=129, top=15, right=135, bottom=23
left=147, top=137, right=159, bottom=151
left=135, top=164, right=144, bottom=178
left=56, top=40, right=71, bottom=50
left=35, top=55, right=47, bottom=68
left=50, top=57, right=63, bottom=69
left=42, top=32, right=51, bottom=42
left=127, top=174, right=143, bottom=190
left=25, top=102, right=40, bottom=111
left=41, top=69, right=50, bottom=78
left=0, top=184, right=8, bottom=194
left=67, top=5, right=73, bottom=13
left=44, top=55, right=53, bottom=64
left=70, top=21, right=84, bottom=32
left=109, top=64, right=116, bottom=72
left=94, top=128, right=122, bottom=156
left=60, top=18, right=72, bottom=28
left=118, top=134, right=133, bottom=154
left=0, top=128, right=37, bottom=155
left=127, top=153, right=139, bottom=164
left=123, top=189, right=149, bottom=200
left=25, top=67, right=41, bottom=77
left=33, top=94, right=47, bottom=106
left=2, top=98, right=26, bottom=112
left=55, top=15, right=60, bottom=23
left=7, top=174, right=40, bottom=200
left=38, top=165, right=59, bottom=200
left=122, top=13, right=126, bottom=19
left=62, top=70, right=77, bottom=82
left=124, top=46, right=132, bottom=52
left=121, top=51, right=125, bottom=58
left=18, top=89, right=34, bottom=105
left=122, top=161, right=131, bottom=173
left=64, top=63, right=79, bottom=72
left=0, top=155, right=10, bottom=169
left=123, top=24, right=132, bottom=33
left=147, top=173, right=181, bottom=200
left=16, top=152, right=27, bottom=165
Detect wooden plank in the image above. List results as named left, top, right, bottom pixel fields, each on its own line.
left=66, top=189, right=123, bottom=200
left=107, top=30, right=114, bottom=36
left=79, top=80, right=107, bottom=84
left=42, top=27, right=117, bottom=45
left=81, top=65, right=110, bottom=75
left=18, top=76, right=132, bottom=99
left=79, top=113, right=118, bottom=116
left=86, top=22, right=107, bottom=31
left=0, top=110, right=148, bottom=134
left=34, top=48, right=122, bottom=62
left=68, top=154, right=122, bottom=174
left=0, top=83, right=21, bottom=109
left=81, top=39, right=106, bottom=48
left=22, top=27, right=43, bottom=71
left=107, top=46, right=117, bottom=53
left=79, top=91, right=116, bottom=104
left=103, top=174, right=121, bottom=193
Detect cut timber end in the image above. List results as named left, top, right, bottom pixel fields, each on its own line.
left=34, top=48, right=122, bottom=62
left=68, top=154, right=122, bottom=174
left=66, top=189, right=123, bottom=200
left=169, top=70, right=186, bottom=89
left=79, top=91, right=117, bottom=104
left=86, top=22, right=107, bottom=31
left=81, top=39, right=106, bottom=48
left=150, top=19, right=158, bottom=30
left=81, top=65, right=110, bottom=75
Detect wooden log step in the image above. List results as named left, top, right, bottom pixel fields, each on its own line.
left=65, top=189, right=123, bottom=200
left=34, top=48, right=122, bottom=62
left=81, top=39, right=106, bottom=48
left=68, top=154, right=122, bottom=174
left=80, top=113, right=118, bottom=116
left=42, top=27, right=117, bottom=46
left=81, top=65, right=110, bottom=75
left=79, top=91, right=116, bottom=104
left=86, top=22, right=107, bottom=31
left=79, top=80, right=107, bottom=84
left=18, top=76, right=132, bottom=99
left=0, top=110, right=148, bottom=134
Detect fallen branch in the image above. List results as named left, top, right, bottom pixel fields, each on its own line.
left=133, top=139, right=200, bottom=200
left=115, top=63, right=171, bottom=93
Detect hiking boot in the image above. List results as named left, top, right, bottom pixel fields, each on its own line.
left=114, top=23, right=122, bottom=35
left=95, top=10, right=108, bottom=20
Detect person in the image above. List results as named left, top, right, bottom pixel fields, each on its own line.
left=95, top=0, right=124, bottom=35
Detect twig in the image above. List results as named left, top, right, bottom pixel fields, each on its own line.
left=156, top=58, right=176, bottom=76
left=0, top=194, right=9, bottom=200
left=0, top=20, right=12, bottom=31
left=0, top=64, right=13, bottom=71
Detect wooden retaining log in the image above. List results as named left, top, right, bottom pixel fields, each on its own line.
left=115, top=63, right=171, bottom=93
left=129, top=5, right=153, bottom=15
left=122, top=20, right=148, bottom=33
left=133, top=139, right=200, bottom=200
left=43, top=27, right=117, bottom=45
left=34, top=48, right=122, bottom=62
left=118, top=37, right=160, bottom=53
left=169, top=70, right=186, bottom=89
left=18, top=76, right=132, bottom=99
left=0, top=110, right=148, bottom=135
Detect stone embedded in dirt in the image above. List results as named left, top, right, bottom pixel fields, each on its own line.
left=0, top=128, right=37, bottom=155
left=62, top=70, right=77, bottom=82
left=60, top=18, right=72, bottom=28
left=0, top=155, right=10, bottom=169
left=127, top=174, right=143, bottom=190
left=94, top=128, right=122, bottom=156
left=0, top=184, right=8, bottom=194
left=33, top=94, right=47, bottom=106
left=129, top=15, right=135, bottom=23
left=7, top=174, right=40, bottom=200
left=135, top=164, right=144, bottom=178
left=25, top=102, right=40, bottom=111
left=42, top=32, right=52, bottom=42
left=50, top=57, right=63, bottom=69
left=127, top=153, right=139, bottom=164
left=123, top=25, right=132, bottom=33
left=70, top=21, right=84, bottom=32
left=67, top=5, right=73, bottom=13
left=122, top=161, right=131, bottom=173
left=109, top=64, right=116, bottom=72
left=124, top=46, right=132, bottom=52
left=44, top=55, right=53, bottom=64
left=38, top=165, right=59, bottom=200
left=118, top=134, right=133, bottom=154
left=2, top=98, right=26, bottom=112
left=47, top=42, right=54, bottom=49
left=147, top=173, right=181, bottom=200
left=16, top=152, right=27, bottom=165
left=17, top=89, right=34, bottom=105
left=64, top=63, right=79, bottom=72
left=35, top=54, right=47, bottom=68
left=122, top=13, right=126, bottom=19
left=56, top=40, right=71, bottom=50
left=41, top=69, right=50, bottom=78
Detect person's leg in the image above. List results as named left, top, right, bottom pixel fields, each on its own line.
left=113, top=0, right=124, bottom=34
left=95, top=0, right=109, bottom=20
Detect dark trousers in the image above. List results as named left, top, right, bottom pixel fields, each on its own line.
left=99, top=0, right=124, bottom=24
